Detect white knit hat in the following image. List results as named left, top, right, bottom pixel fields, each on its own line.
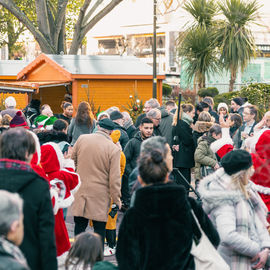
left=5, top=96, right=16, bottom=108
left=217, top=102, right=228, bottom=112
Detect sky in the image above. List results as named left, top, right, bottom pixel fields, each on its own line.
left=89, top=0, right=270, bottom=40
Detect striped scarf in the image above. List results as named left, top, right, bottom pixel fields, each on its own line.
left=231, top=186, right=268, bottom=270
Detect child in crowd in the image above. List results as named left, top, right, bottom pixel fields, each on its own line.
left=61, top=232, right=103, bottom=270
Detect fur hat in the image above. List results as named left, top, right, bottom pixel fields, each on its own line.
left=5, top=96, right=16, bottom=108
left=10, top=111, right=29, bottom=129
left=217, top=103, right=228, bottom=112
left=221, top=150, right=252, bottom=175
left=110, top=110, right=123, bottom=121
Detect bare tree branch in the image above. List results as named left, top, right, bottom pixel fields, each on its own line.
left=53, top=0, right=68, bottom=45
left=82, top=0, right=103, bottom=26
left=0, top=0, right=56, bottom=53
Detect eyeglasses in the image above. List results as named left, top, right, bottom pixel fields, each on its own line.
left=154, top=118, right=161, bottom=121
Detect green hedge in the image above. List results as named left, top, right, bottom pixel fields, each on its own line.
left=162, top=83, right=173, bottom=96
left=213, top=83, right=270, bottom=118
left=198, top=87, right=219, bottom=98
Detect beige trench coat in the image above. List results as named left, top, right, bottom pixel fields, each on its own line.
left=71, top=131, right=121, bottom=222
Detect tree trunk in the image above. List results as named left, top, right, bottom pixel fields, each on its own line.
left=229, top=69, right=236, bottom=92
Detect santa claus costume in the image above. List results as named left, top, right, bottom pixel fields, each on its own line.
left=249, top=129, right=270, bottom=220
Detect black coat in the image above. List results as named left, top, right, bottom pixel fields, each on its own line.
left=0, top=159, right=57, bottom=270
left=124, top=131, right=143, bottom=176
left=126, top=125, right=137, bottom=139
left=116, top=182, right=220, bottom=270
left=172, top=120, right=195, bottom=168
left=114, top=123, right=129, bottom=150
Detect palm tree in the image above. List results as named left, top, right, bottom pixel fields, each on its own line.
left=178, top=0, right=220, bottom=89
left=216, top=0, right=260, bottom=91
left=178, top=25, right=220, bottom=89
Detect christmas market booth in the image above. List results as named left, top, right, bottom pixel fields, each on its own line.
left=0, top=54, right=165, bottom=113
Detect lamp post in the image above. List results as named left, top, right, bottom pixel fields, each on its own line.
left=153, top=0, right=157, bottom=98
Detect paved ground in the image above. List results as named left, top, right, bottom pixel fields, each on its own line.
left=66, top=211, right=124, bottom=265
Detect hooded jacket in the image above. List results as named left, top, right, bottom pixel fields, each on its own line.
left=192, top=120, right=213, bottom=149
left=116, top=182, right=219, bottom=270
left=0, top=159, right=57, bottom=270
left=113, top=122, right=129, bottom=150
left=40, top=142, right=80, bottom=256
left=123, top=131, right=144, bottom=176
left=158, top=107, right=173, bottom=145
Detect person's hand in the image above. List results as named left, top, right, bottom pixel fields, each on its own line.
left=118, top=201, right=122, bottom=210
left=214, top=163, right=220, bottom=170
left=219, top=114, right=230, bottom=128
left=241, top=132, right=249, bottom=140
left=172, top=145, right=179, bottom=152
left=64, top=146, right=73, bottom=159
left=251, top=248, right=269, bottom=269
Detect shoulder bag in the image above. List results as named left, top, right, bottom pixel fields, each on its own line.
left=190, top=210, right=230, bottom=270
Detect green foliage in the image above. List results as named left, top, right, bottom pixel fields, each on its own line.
left=183, top=0, right=218, bottom=27
left=178, top=25, right=221, bottom=88
left=162, top=83, right=173, bottom=96
left=215, top=0, right=260, bottom=91
left=240, top=83, right=270, bottom=118
left=213, top=83, right=270, bottom=118
left=198, top=87, right=219, bottom=97
left=122, top=93, right=144, bottom=123
left=214, top=91, right=240, bottom=109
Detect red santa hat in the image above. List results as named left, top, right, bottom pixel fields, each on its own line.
left=10, top=111, right=29, bottom=129
left=210, top=128, right=234, bottom=159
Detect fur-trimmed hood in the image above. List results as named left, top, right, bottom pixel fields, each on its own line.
left=193, top=121, right=213, bottom=133
left=198, top=168, right=244, bottom=214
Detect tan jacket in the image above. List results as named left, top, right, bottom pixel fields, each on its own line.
left=71, top=131, right=121, bottom=222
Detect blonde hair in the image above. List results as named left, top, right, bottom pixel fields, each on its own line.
left=230, top=169, right=251, bottom=199
left=172, top=103, right=194, bottom=126
left=198, top=111, right=212, bottom=122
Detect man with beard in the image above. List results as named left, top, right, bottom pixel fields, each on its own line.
left=121, top=118, right=154, bottom=210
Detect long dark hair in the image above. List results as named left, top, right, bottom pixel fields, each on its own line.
left=75, top=101, right=94, bottom=127
left=65, top=232, right=103, bottom=270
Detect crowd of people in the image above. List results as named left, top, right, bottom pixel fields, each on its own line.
left=0, top=93, right=269, bottom=270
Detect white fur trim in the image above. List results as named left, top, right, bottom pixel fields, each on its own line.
left=28, top=130, right=41, bottom=164
left=59, top=195, right=74, bottom=208
left=50, top=188, right=60, bottom=215
left=43, top=142, right=64, bottom=169
left=211, top=137, right=233, bottom=153
left=62, top=158, right=75, bottom=170
left=61, top=168, right=81, bottom=194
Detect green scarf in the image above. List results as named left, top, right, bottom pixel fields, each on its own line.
left=181, top=112, right=193, bottom=126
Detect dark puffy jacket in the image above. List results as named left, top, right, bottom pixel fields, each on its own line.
left=114, top=123, right=129, bottom=150
left=123, top=131, right=143, bottom=176
left=159, top=107, right=173, bottom=145
left=0, top=159, right=57, bottom=270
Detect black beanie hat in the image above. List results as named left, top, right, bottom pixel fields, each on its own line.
left=98, top=118, right=115, bottom=130
left=110, top=110, right=123, bottom=121
left=221, top=150, right=252, bottom=175
left=232, top=97, right=244, bottom=106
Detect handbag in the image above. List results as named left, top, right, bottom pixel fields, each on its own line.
left=190, top=210, right=230, bottom=270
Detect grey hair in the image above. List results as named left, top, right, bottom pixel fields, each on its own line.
left=147, top=98, right=160, bottom=109
left=105, top=106, right=120, bottom=115
left=122, top=111, right=131, bottom=120
left=140, top=136, right=168, bottom=157
left=146, top=108, right=160, bottom=119
left=97, top=112, right=109, bottom=121
left=0, top=190, right=23, bottom=236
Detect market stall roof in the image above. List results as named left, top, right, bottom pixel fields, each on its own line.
left=0, top=81, right=70, bottom=94
left=17, top=54, right=165, bottom=80
left=0, top=60, right=29, bottom=79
